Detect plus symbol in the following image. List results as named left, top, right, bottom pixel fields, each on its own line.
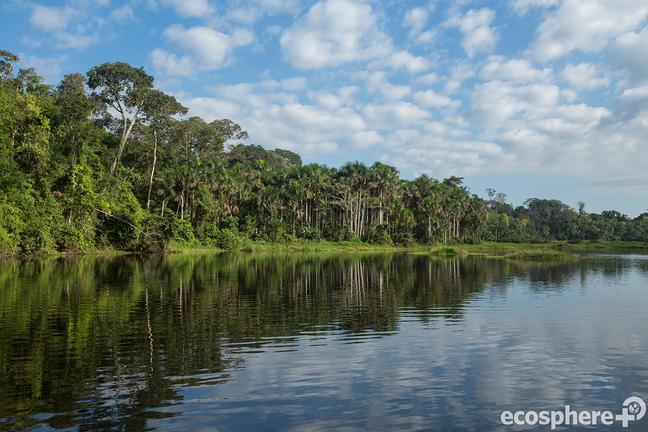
left=616, top=408, right=635, bottom=428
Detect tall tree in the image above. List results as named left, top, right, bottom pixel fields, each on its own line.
left=86, top=62, right=155, bottom=174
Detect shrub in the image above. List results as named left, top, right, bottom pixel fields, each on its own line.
left=0, top=227, right=18, bottom=257
left=53, top=223, right=90, bottom=253
left=366, top=225, right=393, bottom=245
left=214, top=228, right=245, bottom=250
left=136, top=214, right=178, bottom=252
left=175, top=218, right=195, bottom=243
left=298, top=225, right=322, bottom=240
left=392, top=232, right=415, bottom=247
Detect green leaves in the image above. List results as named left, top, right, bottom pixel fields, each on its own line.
left=86, top=62, right=154, bottom=111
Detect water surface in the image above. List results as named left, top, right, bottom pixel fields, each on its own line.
left=1, top=253, right=647, bottom=431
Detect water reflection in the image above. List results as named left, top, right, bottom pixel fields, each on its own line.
left=1, top=253, right=647, bottom=430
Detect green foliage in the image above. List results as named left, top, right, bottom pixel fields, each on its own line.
left=175, top=219, right=195, bottom=244
left=298, top=225, right=322, bottom=241
left=96, top=182, right=146, bottom=250
left=0, top=55, right=645, bottom=257
left=502, top=249, right=579, bottom=262
left=53, top=223, right=91, bottom=253
left=366, top=224, right=393, bottom=245
left=136, top=214, right=178, bottom=252
left=213, top=228, right=247, bottom=250
left=0, top=204, right=23, bottom=255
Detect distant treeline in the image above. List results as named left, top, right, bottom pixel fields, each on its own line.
left=1, top=50, right=647, bottom=256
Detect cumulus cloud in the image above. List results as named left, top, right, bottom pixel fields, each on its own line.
left=20, top=0, right=648, bottom=184
left=362, top=102, right=430, bottom=128
left=413, top=90, right=460, bottom=110
left=480, top=56, right=552, bottom=83
left=179, top=82, right=366, bottom=155
left=361, top=71, right=411, bottom=101
left=446, top=8, right=498, bottom=58
left=372, top=51, right=431, bottom=74
left=280, top=0, right=392, bottom=69
left=161, top=0, right=214, bottom=18
left=152, top=25, right=253, bottom=76
left=613, top=26, right=648, bottom=84
left=30, top=5, right=74, bottom=32
left=227, top=0, right=300, bottom=24
left=404, top=8, right=428, bottom=36
left=510, top=0, right=559, bottom=15
left=28, top=3, right=101, bottom=49
left=561, top=63, right=610, bottom=90
left=530, top=0, right=648, bottom=61
left=464, top=77, right=616, bottom=172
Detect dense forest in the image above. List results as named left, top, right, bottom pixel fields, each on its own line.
left=1, top=50, right=647, bottom=256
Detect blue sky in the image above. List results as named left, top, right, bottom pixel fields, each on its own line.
left=2, top=0, right=648, bottom=216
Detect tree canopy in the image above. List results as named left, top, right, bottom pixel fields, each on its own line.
left=0, top=53, right=646, bottom=256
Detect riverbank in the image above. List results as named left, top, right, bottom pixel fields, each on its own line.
left=167, top=239, right=648, bottom=261
left=3, top=240, right=648, bottom=260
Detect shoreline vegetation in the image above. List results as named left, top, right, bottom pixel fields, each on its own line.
left=2, top=53, right=648, bottom=260
left=4, top=240, right=647, bottom=263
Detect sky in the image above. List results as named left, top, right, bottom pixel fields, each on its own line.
left=1, top=0, right=648, bottom=216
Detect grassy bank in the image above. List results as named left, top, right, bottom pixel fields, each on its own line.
left=498, top=249, right=580, bottom=262
left=169, top=239, right=648, bottom=258
left=4, top=239, right=647, bottom=260
left=462, top=240, right=648, bottom=255
left=166, top=239, right=420, bottom=254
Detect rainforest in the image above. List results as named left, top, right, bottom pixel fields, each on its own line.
left=1, top=50, right=648, bottom=257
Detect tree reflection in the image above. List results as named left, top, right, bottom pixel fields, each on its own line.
left=0, top=252, right=594, bottom=430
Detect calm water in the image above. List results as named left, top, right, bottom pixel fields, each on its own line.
left=1, top=253, right=648, bottom=431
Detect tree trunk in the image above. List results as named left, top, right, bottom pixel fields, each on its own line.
left=180, top=190, right=185, bottom=220
left=110, top=108, right=140, bottom=175
left=146, top=130, right=158, bottom=210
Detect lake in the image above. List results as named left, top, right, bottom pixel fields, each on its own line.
left=1, top=252, right=647, bottom=431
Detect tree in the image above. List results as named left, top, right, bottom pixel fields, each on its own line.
left=143, top=91, right=187, bottom=210
left=86, top=62, right=155, bottom=174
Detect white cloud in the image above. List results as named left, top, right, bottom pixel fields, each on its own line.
left=280, top=0, right=392, bottom=69
left=227, top=0, right=300, bottom=24
left=373, top=51, right=431, bottom=74
left=404, top=7, right=428, bottom=37
left=362, top=71, right=411, bottom=101
left=152, top=25, right=253, bottom=76
left=185, top=97, right=242, bottom=120
left=561, top=63, right=610, bottom=90
left=308, top=86, right=357, bottom=109
left=111, top=5, right=135, bottom=21
left=351, top=131, right=384, bottom=149
left=468, top=80, right=608, bottom=128
left=613, top=85, right=648, bottom=120
left=28, top=7, right=92, bottom=50
left=363, top=102, right=430, bottom=128
left=27, top=1, right=128, bottom=50
left=446, top=8, right=498, bottom=58
left=30, top=5, right=74, bottom=32
left=413, top=90, right=460, bottom=109
left=416, top=73, right=439, bottom=85
left=444, top=63, right=475, bottom=94
left=162, top=0, right=214, bottom=18
left=399, top=4, right=437, bottom=45
left=510, top=0, right=559, bottom=15
left=180, top=82, right=367, bottom=155
left=530, top=0, right=648, bottom=61
left=613, top=26, right=648, bottom=84
left=463, top=78, right=617, bottom=173
left=480, top=56, right=552, bottom=83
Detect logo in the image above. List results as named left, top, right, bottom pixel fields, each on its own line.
left=500, top=396, right=646, bottom=430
